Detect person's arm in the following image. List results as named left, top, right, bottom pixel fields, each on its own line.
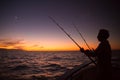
left=80, top=48, right=96, bottom=57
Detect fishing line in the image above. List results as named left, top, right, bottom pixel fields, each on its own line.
left=49, top=16, right=96, bottom=65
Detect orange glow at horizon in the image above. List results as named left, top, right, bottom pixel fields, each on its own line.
left=0, top=42, right=119, bottom=51
left=0, top=44, right=80, bottom=51
left=0, top=37, right=119, bottom=51
left=0, top=39, right=91, bottom=51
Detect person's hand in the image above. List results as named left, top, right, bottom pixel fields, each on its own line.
left=80, top=48, right=85, bottom=52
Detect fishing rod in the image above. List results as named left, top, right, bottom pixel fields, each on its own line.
left=73, top=24, right=92, bottom=51
left=49, top=16, right=81, bottom=49
left=49, top=16, right=96, bottom=65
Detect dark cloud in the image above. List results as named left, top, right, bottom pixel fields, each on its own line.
left=32, top=44, right=44, bottom=48
left=32, top=44, right=39, bottom=47
left=0, top=39, right=25, bottom=48
left=0, top=38, right=44, bottom=50
left=13, top=45, right=25, bottom=50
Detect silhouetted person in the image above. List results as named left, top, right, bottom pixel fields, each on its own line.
left=81, top=29, right=112, bottom=80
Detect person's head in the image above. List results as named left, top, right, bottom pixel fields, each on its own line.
left=97, top=29, right=110, bottom=42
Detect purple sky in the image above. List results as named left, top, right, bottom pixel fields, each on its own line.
left=0, top=0, right=120, bottom=50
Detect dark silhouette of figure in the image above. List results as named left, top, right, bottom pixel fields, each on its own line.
left=81, top=29, right=112, bottom=80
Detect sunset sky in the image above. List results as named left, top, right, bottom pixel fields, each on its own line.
left=0, top=0, right=120, bottom=51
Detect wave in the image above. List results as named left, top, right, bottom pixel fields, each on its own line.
left=42, top=64, right=67, bottom=72
left=11, top=65, right=30, bottom=70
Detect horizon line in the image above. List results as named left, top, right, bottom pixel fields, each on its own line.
left=0, top=48, right=120, bottom=52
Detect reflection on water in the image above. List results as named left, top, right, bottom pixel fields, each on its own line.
left=0, top=50, right=119, bottom=80
left=0, top=51, right=88, bottom=80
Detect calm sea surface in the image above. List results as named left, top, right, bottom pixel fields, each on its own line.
left=0, top=50, right=119, bottom=80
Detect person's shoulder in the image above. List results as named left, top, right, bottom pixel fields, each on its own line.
left=101, top=40, right=109, bottom=45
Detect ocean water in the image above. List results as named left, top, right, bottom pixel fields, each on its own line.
left=0, top=50, right=89, bottom=80
left=0, top=50, right=119, bottom=80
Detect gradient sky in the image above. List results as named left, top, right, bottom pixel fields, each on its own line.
left=0, top=0, right=120, bottom=51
